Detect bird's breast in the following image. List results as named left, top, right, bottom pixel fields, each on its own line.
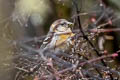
left=54, top=33, right=75, bottom=51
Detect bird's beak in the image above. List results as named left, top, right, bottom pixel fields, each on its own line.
left=68, top=22, right=74, bottom=28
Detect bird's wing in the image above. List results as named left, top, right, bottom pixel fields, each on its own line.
left=40, top=32, right=53, bottom=50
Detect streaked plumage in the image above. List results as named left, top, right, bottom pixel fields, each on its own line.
left=40, top=19, right=75, bottom=52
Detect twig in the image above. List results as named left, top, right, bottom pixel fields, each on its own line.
left=80, top=53, right=118, bottom=66
left=90, top=28, right=120, bottom=33
left=15, top=67, right=29, bottom=73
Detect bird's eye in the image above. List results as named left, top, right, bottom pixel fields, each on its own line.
left=61, top=23, right=65, bottom=26
left=61, top=23, right=68, bottom=27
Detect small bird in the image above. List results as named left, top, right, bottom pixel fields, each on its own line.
left=40, top=19, right=75, bottom=53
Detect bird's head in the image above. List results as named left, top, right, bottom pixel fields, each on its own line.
left=49, top=19, right=74, bottom=34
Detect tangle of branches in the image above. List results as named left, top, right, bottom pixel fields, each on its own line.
left=13, top=0, right=120, bottom=80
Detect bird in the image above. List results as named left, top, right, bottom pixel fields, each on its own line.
left=40, top=19, right=75, bottom=53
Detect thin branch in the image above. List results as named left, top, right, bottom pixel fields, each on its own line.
left=80, top=53, right=118, bottom=66
left=90, top=28, right=120, bottom=33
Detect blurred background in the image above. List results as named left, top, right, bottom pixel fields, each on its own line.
left=0, top=0, right=120, bottom=80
